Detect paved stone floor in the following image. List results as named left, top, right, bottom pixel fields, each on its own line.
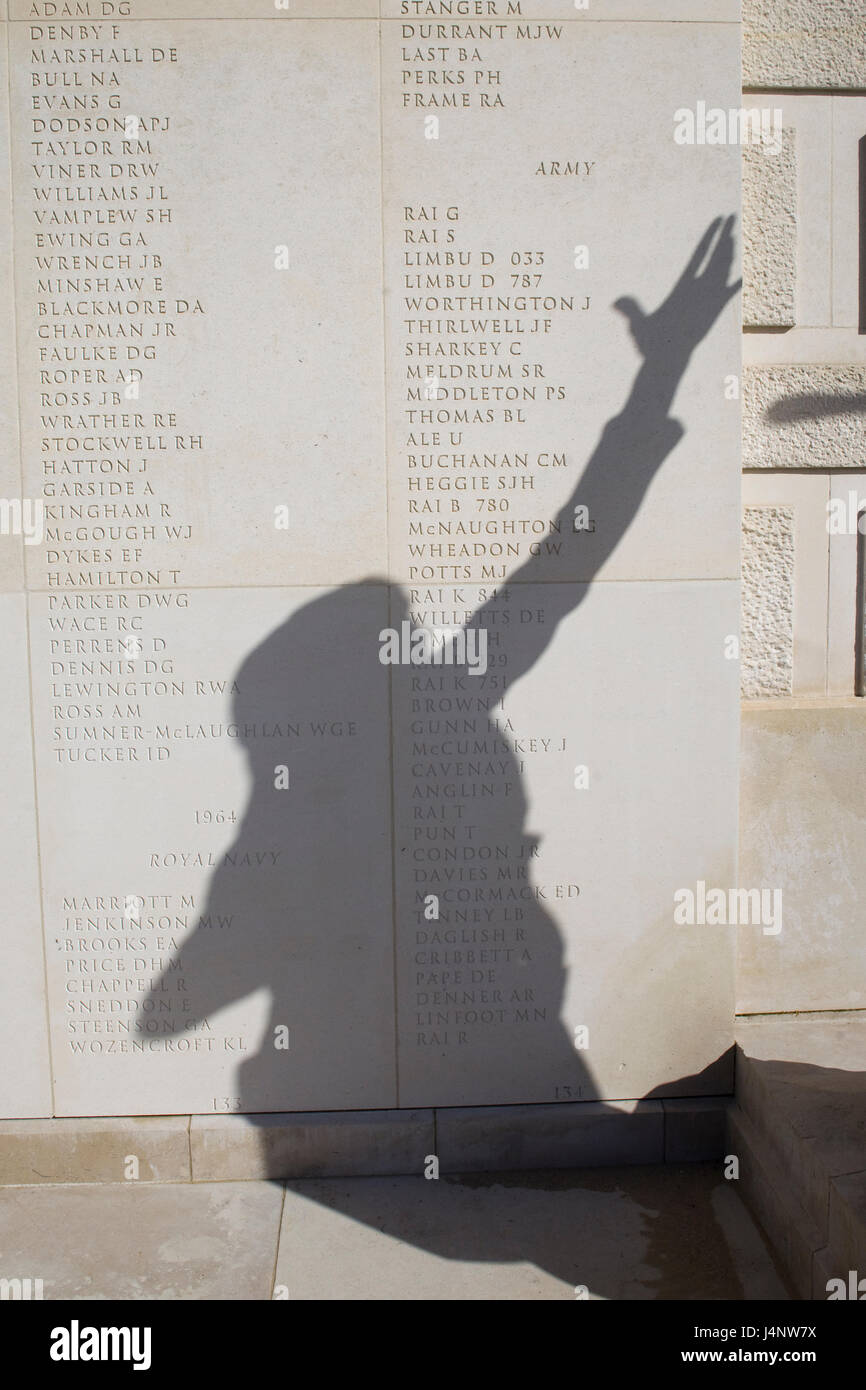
left=0, top=1162, right=791, bottom=1301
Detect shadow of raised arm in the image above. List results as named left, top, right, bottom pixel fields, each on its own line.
left=470, top=215, right=741, bottom=682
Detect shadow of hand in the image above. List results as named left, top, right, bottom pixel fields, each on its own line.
left=613, top=215, right=741, bottom=364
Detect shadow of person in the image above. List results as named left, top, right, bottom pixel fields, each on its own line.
left=140, top=216, right=741, bottom=1291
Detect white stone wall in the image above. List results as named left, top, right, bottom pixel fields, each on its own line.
left=741, top=4, right=866, bottom=697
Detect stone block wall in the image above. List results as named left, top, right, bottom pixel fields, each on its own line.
left=740, top=6, right=866, bottom=697
left=738, top=5, right=866, bottom=1020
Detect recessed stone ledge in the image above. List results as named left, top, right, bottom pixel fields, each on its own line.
left=726, top=1103, right=823, bottom=1299
left=0, top=1116, right=191, bottom=1186
left=436, top=1100, right=666, bottom=1173
left=662, top=1097, right=733, bottom=1162
left=0, top=1099, right=737, bottom=1185
left=730, top=1016, right=866, bottom=1295
left=190, top=1109, right=434, bottom=1182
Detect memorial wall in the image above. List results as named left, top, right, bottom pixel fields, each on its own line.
left=0, top=0, right=742, bottom=1121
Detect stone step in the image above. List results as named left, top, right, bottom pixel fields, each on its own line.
left=725, top=1102, right=823, bottom=1299
left=731, top=1014, right=866, bottom=1299
left=0, top=1096, right=731, bottom=1185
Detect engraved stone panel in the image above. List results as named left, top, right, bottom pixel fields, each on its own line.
left=381, top=17, right=742, bottom=585
left=8, top=17, right=387, bottom=591
left=392, top=580, right=740, bottom=1107
left=0, top=24, right=25, bottom=595
left=3, top=2, right=742, bottom=1119
left=31, top=585, right=395, bottom=1116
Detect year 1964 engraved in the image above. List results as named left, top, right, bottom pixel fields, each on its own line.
left=194, top=810, right=237, bottom=825
left=212, top=1096, right=242, bottom=1112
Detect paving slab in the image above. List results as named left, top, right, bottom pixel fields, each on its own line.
left=0, top=1182, right=284, bottom=1300
left=274, top=1163, right=790, bottom=1301
left=0, top=1164, right=789, bottom=1301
